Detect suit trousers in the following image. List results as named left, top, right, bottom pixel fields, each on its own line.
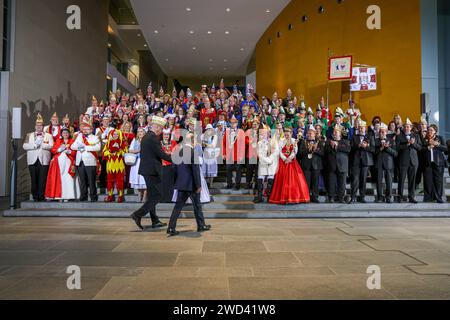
left=304, top=169, right=320, bottom=199
left=398, top=165, right=418, bottom=199
left=29, top=160, right=49, bottom=201
left=351, top=166, right=370, bottom=198
left=135, top=176, right=163, bottom=224
left=169, top=191, right=205, bottom=230
left=424, top=163, right=445, bottom=202
left=226, top=163, right=242, bottom=187
left=245, top=159, right=257, bottom=187
left=328, top=171, right=347, bottom=201
left=377, top=169, right=393, bottom=198
left=77, top=162, right=98, bottom=201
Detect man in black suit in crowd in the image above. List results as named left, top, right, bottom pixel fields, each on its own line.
left=324, top=126, right=351, bottom=203
left=397, top=118, right=422, bottom=203
left=350, top=120, right=375, bottom=203
left=298, top=125, right=325, bottom=203
left=374, top=123, right=397, bottom=203
left=423, top=124, right=448, bottom=203
left=131, top=116, right=173, bottom=230
left=167, top=133, right=211, bottom=236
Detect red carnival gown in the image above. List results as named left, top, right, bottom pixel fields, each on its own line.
left=269, top=142, right=310, bottom=205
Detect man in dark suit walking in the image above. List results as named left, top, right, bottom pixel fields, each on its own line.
left=350, top=120, right=375, bottom=203
left=131, top=116, right=173, bottom=230
left=374, top=123, right=397, bottom=203
left=324, top=126, right=351, bottom=203
left=167, top=133, right=211, bottom=236
left=397, top=118, right=422, bottom=203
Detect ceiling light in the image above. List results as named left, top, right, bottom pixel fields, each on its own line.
left=154, top=30, right=159, bottom=34
left=224, top=59, right=228, bottom=62
left=225, top=31, right=230, bottom=35
left=226, top=8, right=231, bottom=12
left=144, top=44, right=147, bottom=47
left=186, top=7, right=191, bottom=11
left=240, top=48, right=245, bottom=51
left=192, top=47, right=197, bottom=50
left=209, top=67, right=214, bottom=70
left=209, top=58, right=213, bottom=62
left=266, top=9, right=271, bottom=13
left=224, top=67, right=227, bottom=70
left=189, top=30, right=195, bottom=34
left=137, top=33, right=141, bottom=37
left=165, top=58, right=169, bottom=61
left=207, top=31, right=212, bottom=34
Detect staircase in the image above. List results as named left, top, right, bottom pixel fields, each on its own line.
left=3, top=167, right=450, bottom=219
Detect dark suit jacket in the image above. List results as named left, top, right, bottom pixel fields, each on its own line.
left=397, top=132, right=421, bottom=167
left=297, top=139, right=325, bottom=171
left=375, top=136, right=397, bottom=170
left=138, top=131, right=173, bottom=181
left=423, top=135, right=448, bottom=168
left=324, top=139, right=351, bottom=173
left=351, top=134, right=375, bottom=168
left=173, top=146, right=202, bottom=192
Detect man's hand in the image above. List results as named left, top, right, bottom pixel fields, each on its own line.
left=196, top=188, right=202, bottom=194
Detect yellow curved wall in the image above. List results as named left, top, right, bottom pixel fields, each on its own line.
left=256, top=0, right=422, bottom=124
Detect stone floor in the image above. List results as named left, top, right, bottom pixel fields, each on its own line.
left=0, top=216, right=449, bottom=300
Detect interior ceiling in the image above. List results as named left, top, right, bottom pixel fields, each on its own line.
left=130, top=0, right=290, bottom=78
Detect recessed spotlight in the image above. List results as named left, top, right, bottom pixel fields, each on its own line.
left=154, top=30, right=159, bottom=34
left=192, top=47, right=197, bottom=50
left=225, top=31, right=230, bottom=35
left=189, top=30, right=195, bottom=34
left=266, top=9, right=271, bottom=13
left=207, top=31, right=212, bottom=34
left=240, top=48, right=245, bottom=51
left=224, top=59, right=228, bottom=62
left=226, top=8, right=231, bottom=12
left=186, top=7, right=191, bottom=11
left=302, top=15, right=308, bottom=22
left=107, top=43, right=112, bottom=48
left=137, top=34, right=141, bottom=37
left=209, top=58, right=213, bottom=62
left=318, top=6, right=325, bottom=13
left=165, top=58, right=169, bottom=61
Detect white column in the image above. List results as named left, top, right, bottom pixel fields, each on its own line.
left=0, top=72, right=10, bottom=196
left=421, top=0, right=440, bottom=125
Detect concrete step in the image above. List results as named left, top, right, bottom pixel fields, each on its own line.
left=4, top=206, right=450, bottom=219
left=16, top=198, right=450, bottom=212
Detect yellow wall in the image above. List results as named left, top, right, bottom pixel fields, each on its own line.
left=256, top=0, right=422, bottom=124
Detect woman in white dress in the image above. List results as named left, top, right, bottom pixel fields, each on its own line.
left=201, top=124, right=219, bottom=187
left=128, top=128, right=147, bottom=202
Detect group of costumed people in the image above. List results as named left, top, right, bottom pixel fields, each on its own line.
left=23, top=80, right=449, bottom=207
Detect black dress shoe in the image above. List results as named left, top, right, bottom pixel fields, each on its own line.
left=311, top=198, right=320, bottom=204
left=386, top=198, right=392, bottom=204
left=167, top=229, right=180, bottom=237
left=359, top=198, right=367, bottom=204
left=328, top=198, right=335, bottom=204
left=350, top=198, right=357, bottom=204
left=152, top=221, right=168, bottom=229
left=437, top=199, right=445, bottom=204
left=130, top=213, right=144, bottom=230
left=197, top=225, right=211, bottom=232
left=409, top=198, right=418, bottom=204
left=226, top=185, right=233, bottom=190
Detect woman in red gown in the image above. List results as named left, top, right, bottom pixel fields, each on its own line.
left=45, top=128, right=80, bottom=201
left=270, top=127, right=310, bottom=205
